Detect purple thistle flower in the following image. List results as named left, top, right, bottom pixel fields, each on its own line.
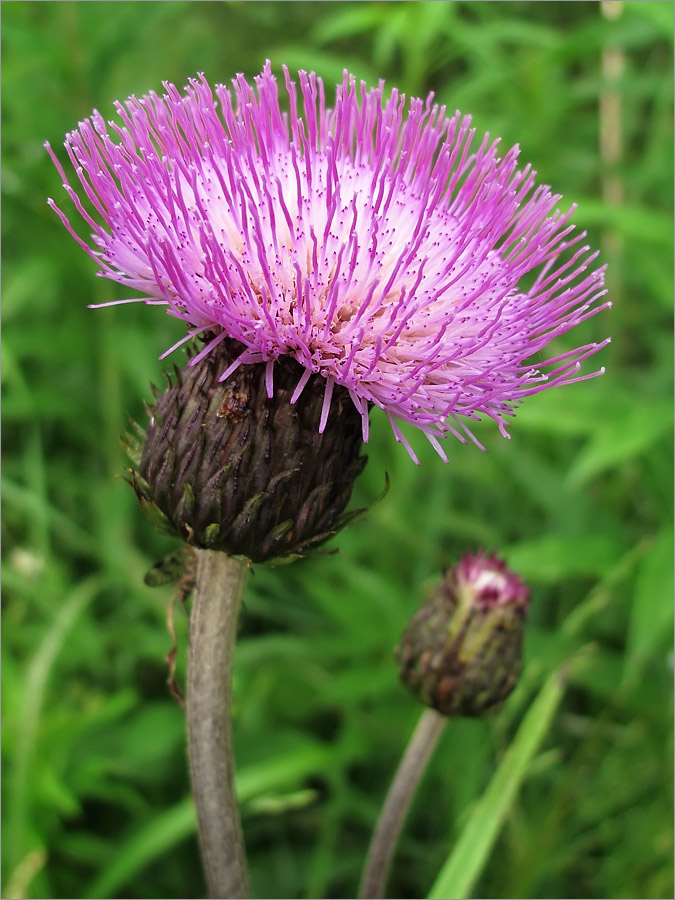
left=47, top=62, right=609, bottom=463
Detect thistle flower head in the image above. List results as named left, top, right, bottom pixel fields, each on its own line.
left=396, top=551, right=530, bottom=717
left=47, top=62, right=609, bottom=462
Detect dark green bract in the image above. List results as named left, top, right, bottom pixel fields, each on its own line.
left=125, top=340, right=367, bottom=564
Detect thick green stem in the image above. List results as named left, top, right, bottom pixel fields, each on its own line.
left=359, top=707, right=446, bottom=899
left=187, top=549, right=251, bottom=899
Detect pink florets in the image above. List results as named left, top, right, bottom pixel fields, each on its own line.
left=47, top=61, right=610, bottom=462
left=454, top=551, right=530, bottom=610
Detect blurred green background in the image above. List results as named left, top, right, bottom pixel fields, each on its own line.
left=2, top=2, right=673, bottom=898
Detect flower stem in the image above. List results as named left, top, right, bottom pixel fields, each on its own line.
left=359, top=707, right=446, bottom=899
left=187, top=549, right=251, bottom=899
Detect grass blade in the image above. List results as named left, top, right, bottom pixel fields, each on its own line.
left=428, top=671, right=565, bottom=900
left=86, top=742, right=331, bottom=898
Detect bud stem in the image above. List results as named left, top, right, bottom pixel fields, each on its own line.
left=187, top=549, right=251, bottom=899
left=359, top=707, right=446, bottom=899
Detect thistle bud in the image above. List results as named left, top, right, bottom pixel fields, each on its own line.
left=125, top=339, right=367, bottom=564
left=395, top=552, right=530, bottom=717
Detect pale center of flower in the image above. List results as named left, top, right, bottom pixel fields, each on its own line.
left=199, top=150, right=431, bottom=315
left=473, top=569, right=509, bottom=597
left=111, top=151, right=445, bottom=348
left=183, top=148, right=504, bottom=384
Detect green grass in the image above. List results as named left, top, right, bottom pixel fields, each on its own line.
left=2, top=2, right=673, bottom=898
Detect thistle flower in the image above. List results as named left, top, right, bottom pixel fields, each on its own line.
left=47, top=62, right=609, bottom=462
left=396, top=551, right=530, bottom=716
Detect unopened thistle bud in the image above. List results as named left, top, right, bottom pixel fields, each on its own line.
left=396, top=552, right=530, bottom=717
left=125, top=339, right=366, bottom=564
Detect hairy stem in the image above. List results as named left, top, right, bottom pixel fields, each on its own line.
left=187, top=549, right=251, bottom=899
left=359, top=707, right=446, bottom=899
